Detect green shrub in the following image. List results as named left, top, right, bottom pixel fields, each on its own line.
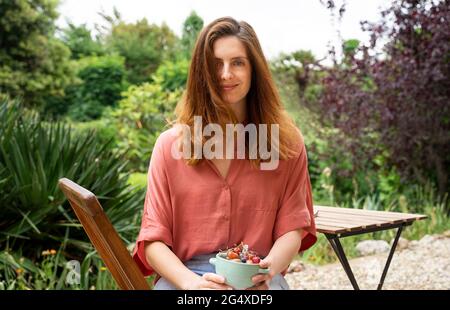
left=109, top=82, right=182, bottom=172
left=0, top=246, right=155, bottom=290
left=151, top=58, right=189, bottom=92
left=127, top=172, right=147, bottom=189
left=70, top=118, right=119, bottom=147
left=0, top=99, right=144, bottom=260
left=67, top=55, right=127, bottom=121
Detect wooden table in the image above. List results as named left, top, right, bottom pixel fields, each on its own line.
left=314, top=205, right=427, bottom=290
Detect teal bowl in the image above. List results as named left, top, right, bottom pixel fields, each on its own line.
left=209, top=254, right=269, bottom=289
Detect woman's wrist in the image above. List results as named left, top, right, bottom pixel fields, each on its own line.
left=178, top=271, right=202, bottom=290
left=264, top=254, right=288, bottom=276
left=145, top=241, right=202, bottom=290
left=264, top=230, right=303, bottom=275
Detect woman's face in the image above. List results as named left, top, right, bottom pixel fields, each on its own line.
left=213, top=36, right=252, bottom=106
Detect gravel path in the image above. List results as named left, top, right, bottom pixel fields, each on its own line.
left=285, top=233, right=450, bottom=290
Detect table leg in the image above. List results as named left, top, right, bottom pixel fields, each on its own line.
left=326, top=234, right=360, bottom=290
left=377, top=225, right=403, bottom=290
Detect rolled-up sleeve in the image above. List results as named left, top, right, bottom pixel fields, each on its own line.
left=132, top=135, right=173, bottom=276
left=273, top=141, right=317, bottom=252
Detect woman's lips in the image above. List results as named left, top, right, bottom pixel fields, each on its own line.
left=222, top=84, right=238, bottom=91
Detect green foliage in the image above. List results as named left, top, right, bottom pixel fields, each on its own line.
left=271, top=50, right=316, bottom=74
left=1, top=248, right=69, bottom=290
left=102, top=13, right=179, bottom=85
left=0, top=99, right=145, bottom=260
left=0, top=0, right=74, bottom=107
left=317, top=0, right=450, bottom=197
left=272, top=50, right=407, bottom=204
left=270, top=50, right=324, bottom=115
left=110, top=83, right=182, bottom=172
left=69, top=118, right=119, bottom=147
left=151, top=58, right=190, bottom=92
left=180, top=11, right=204, bottom=59
left=342, top=39, right=360, bottom=59
left=0, top=246, right=155, bottom=290
left=127, top=172, right=148, bottom=190
left=61, top=22, right=105, bottom=59
left=278, top=68, right=432, bottom=205
left=67, top=55, right=127, bottom=121
left=271, top=55, right=346, bottom=200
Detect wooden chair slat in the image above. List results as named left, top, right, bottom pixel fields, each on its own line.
left=58, top=178, right=150, bottom=290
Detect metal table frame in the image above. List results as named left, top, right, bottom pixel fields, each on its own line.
left=324, top=222, right=412, bottom=290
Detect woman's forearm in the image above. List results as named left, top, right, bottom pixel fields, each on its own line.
left=144, top=241, right=200, bottom=290
left=265, top=229, right=302, bottom=275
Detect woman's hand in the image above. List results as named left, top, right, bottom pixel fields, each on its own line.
left=247, top=257, right=274, bottom=290
left=186, top=273, right=233, bottom=290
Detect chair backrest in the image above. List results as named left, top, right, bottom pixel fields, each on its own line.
left=58, top=178, right=150, bottom=290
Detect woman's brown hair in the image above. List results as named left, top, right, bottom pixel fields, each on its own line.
left=172, top=16, right=302, bottom=167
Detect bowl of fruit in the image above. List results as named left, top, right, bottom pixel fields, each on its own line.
left=209, top=242, right=269, bottom=289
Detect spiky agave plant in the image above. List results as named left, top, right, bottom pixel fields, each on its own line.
left=0, top=99, right=145, bottom=260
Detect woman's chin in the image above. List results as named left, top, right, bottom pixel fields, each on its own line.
left=223, top=98, right=243, bottom=105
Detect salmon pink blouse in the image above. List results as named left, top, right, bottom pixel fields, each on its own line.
left=133, top=127, right=317, bottom=276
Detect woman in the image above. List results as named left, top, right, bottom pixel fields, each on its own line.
left=133, top=17, right=317, bottom=290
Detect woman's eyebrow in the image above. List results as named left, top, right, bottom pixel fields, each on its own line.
left=215, top=56, right=248, bottom=60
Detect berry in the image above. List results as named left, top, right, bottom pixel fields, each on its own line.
left=227, top=251, right=239, bottom=259
left=222, top=242, right=262, bottom=264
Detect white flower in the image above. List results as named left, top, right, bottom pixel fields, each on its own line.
left=322, top=167, right=332, bottom=178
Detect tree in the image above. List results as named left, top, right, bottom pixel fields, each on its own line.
left=0, top=0, right=73, bottom=107
left=68, top=55, right=127, bottom=121
left=271, top=50, right=326, bottom=117
left=180, top=11, right=204, bottom=59
left=151, top=58, right=190, bottom=92
left=61, top=22, right=104, bottom=59
left=100, top=9, right=179, bottom=84
left=315, top=0, right=450, bottom=197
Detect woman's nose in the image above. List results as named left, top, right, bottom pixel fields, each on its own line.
left=221, top=64, right=233, bottom=80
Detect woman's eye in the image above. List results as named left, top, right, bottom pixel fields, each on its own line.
left=233, top=61, right=244, bottom=66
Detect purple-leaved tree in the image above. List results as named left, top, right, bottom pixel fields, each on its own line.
left=314, top=0, right=450, bottom=197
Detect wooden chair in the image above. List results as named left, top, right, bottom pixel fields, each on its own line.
left=58, top=178, right=150, bottom=290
